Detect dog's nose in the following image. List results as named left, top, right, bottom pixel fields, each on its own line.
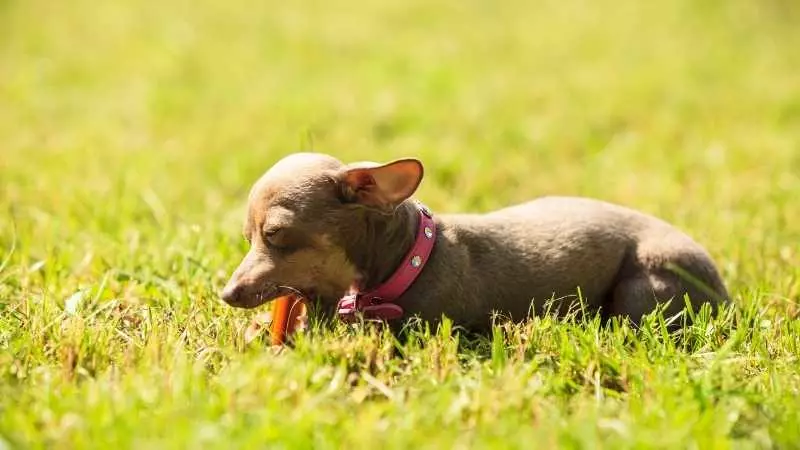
left=221, top=283, right=240, bottom=304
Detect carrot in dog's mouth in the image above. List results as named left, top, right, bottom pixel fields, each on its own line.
left=268, top=294, right=306, bottom=346
left=243, top=293, right=308, bottom=346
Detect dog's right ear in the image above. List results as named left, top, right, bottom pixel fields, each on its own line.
left=337, top=158, right=424, bottom=210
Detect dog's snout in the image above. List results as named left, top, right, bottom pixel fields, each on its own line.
left=221, top=282, right=241, bottom=305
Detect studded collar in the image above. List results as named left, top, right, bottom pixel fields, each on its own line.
left=337, top=201, right=436, bottom=322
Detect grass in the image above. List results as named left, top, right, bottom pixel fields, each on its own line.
left=1, top=0, right=799, bottom=447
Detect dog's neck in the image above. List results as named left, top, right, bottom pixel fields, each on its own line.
left=346, top=201, right=418, bottom=291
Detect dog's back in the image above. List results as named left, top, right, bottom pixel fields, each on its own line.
left=406, top=196, right=728, bottom=326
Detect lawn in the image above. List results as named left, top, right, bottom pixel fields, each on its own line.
left=1, top=0, right=799, bottom=447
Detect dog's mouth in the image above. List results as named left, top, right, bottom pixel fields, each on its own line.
left=223, top=276, right=328, bottom=310
left=235, top=284, right=312, bottom=309
left=274, top=285, right=313, bottom=302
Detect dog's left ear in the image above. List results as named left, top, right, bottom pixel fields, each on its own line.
left=337, top=158, right=424, bottom=210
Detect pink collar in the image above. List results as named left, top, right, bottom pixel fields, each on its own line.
left=337, top=201, right=436, bottom=322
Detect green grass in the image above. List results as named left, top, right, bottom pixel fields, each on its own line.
left=1, top=0, right=799, bottom=447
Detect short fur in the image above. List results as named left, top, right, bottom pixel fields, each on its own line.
left=221, top=153, right=728, bottom=330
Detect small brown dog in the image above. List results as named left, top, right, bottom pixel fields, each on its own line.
left=221, top=153, right=728, bottom=330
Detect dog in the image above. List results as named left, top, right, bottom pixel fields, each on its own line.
left=221, top=153, right=728, bottom=331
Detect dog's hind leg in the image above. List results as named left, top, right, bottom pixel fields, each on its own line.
left=606, top=270, right=689, bottom=324
left=606, top=248, right=728, bottom=325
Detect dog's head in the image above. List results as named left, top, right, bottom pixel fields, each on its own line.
left=221, top=153, right=424, bottom=308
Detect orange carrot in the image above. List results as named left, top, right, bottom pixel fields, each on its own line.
left=270, top=295, right=305, bottom=346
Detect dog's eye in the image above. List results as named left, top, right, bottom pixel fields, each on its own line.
left=263, top=226, right=307, bottom=254
left=263, top=228, right=287, bottom=249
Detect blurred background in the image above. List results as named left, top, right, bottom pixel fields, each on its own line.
left=1, top=0, right=798, bottom=300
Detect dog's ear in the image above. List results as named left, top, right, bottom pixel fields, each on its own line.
left=337, top=158, right=424, bottom=209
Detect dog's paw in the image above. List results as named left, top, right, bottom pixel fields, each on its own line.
left=244, top=310, right=308, bottom=345
left=244, top=311, right=273, bottom=344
